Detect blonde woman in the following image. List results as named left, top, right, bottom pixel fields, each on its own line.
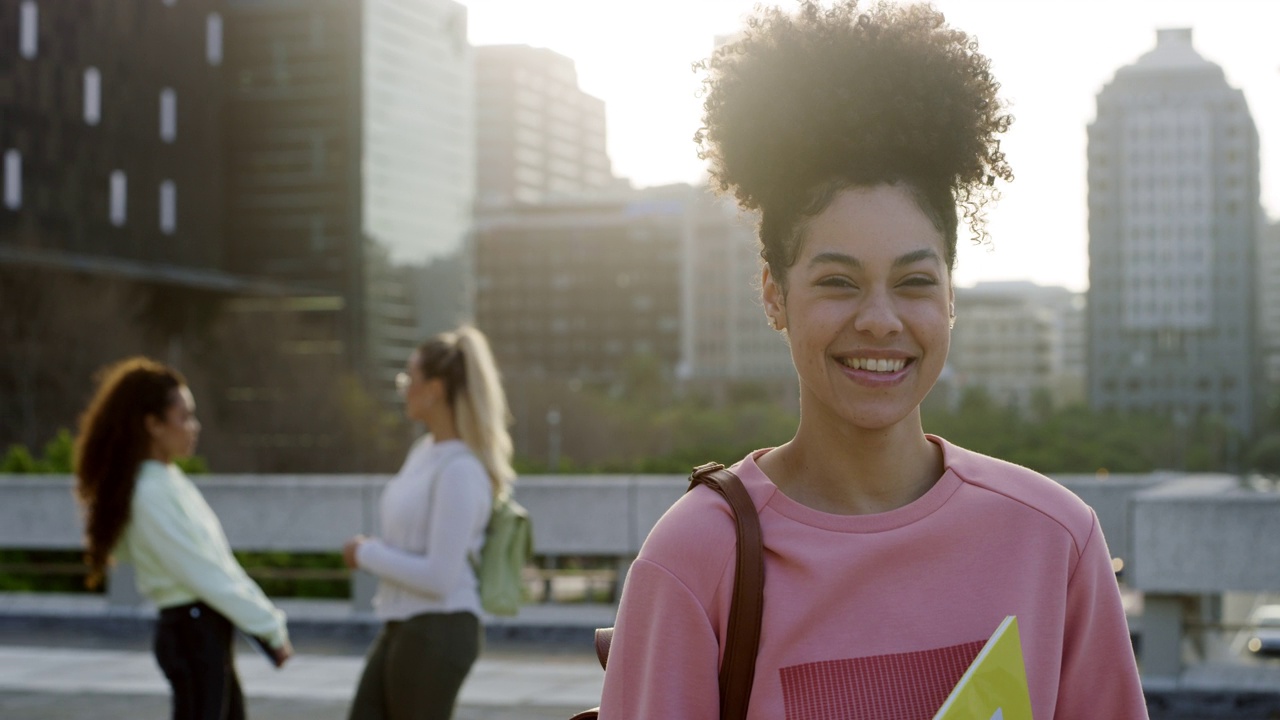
left=343, top=325, right=515, bottom=720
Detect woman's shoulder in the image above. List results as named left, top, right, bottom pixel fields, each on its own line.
left=436, top=442, right=490, bottom=485
left=637, top=456, right=767, bottom=584
left=132, top=460, right=177, bottom=496
left=128, top=461, right=189, bottom=517
left=935, top=436, right=1098, bottom=540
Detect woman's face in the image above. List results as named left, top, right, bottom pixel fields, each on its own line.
left=763, top=184, right=953, bottom=435
left=399, top=351, right=440, bottom=425
left=147, top=386, right=201, bottom=462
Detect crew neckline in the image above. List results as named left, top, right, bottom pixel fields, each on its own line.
left=740, top=435, right=962, bottom=533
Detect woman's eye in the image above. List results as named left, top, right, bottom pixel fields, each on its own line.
left=817, top=276, right=855, bottom=289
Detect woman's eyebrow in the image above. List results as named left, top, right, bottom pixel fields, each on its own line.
left=807, top=248, right=941, bottom=269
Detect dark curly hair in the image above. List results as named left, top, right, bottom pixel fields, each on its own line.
left=73, top=357, right=186, bottom=589
left=695, top=0, right=1013, bottom=283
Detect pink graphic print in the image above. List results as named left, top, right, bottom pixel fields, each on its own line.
left=780, top=640, right=985, bottom=719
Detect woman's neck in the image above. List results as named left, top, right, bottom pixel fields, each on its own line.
left=425, top=411, right=461, bottom=442
left=760, top=414, right=943, bottom=515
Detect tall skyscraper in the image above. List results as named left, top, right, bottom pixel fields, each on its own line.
left=1259, top=219, right=1280, bottom=390
left=1087, top=28, right=1260, bottom=436
left=223, top=0, right=475, bottom=387
left=474, top=45, right=615, bottom=207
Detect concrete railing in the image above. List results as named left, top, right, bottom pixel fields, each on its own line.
left=4, top=470, right=1280, bottom=679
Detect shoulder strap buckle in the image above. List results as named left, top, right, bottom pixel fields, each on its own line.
left=690, top=461, right=726, bottom=479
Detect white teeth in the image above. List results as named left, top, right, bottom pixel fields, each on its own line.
left=840, top=358, right=906, bottom=373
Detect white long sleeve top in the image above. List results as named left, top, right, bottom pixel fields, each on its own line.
left=355, top=437, right=493, bottom=620
left=116, top=460, right=289, bottom=648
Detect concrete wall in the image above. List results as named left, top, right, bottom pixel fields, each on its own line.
left=7, top=471, right=1280, bottom=595
left=0, top=474, right=688, bottom=559
left=10, top=469, right=1280, bottom=678
left=1130, top=476, right=1280, bottom=593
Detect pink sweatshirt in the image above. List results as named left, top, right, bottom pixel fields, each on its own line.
left=599, top=436, right=1147, bottom=719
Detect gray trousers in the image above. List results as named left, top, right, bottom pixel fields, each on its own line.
left=347, top=611, right=481, bottom=720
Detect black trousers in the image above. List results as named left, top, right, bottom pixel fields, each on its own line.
left=154, top=601, right=246, bottom=720
left=348, top=611, right=481, bottom=720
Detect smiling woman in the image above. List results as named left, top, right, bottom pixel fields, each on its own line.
left=597, top=2, right=1149, bottom=718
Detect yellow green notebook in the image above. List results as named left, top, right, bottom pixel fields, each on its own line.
left=932, top=615, right=1033, bottom=720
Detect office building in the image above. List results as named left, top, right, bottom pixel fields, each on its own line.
left=947, top=282, right=1086, bottom=410
left=475, top=184, right=790, bottom=386
left=474, top=44, right=615, bottom=207
left=1086, top=28, right=1260, bottom=435
left=0, top=0, right=476, bottom=460
left=1, top=0, right=232, bottom=284
left=223, top=0, right=475, bottom=388
left=1259, top=219, right=1280, bottom=390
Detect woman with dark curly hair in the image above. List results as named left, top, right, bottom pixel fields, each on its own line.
left=599, top=2, right=1147, bottom=717
left=74, top=357, right=292, bottom=720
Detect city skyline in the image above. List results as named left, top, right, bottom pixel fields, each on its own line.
left=460, top=0, right=1279, bottom=292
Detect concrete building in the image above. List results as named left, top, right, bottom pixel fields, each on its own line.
left=474, top=45, right=615, bottom=207
left=471, top=178, right=788, bottom=384
left=0, top=0, right=233, bottom=285
left=474, top=183, right=793, bottom=459
left=683, top=197, right=794, bottom=387
left=474, top=184, right=790, bottom=388
left=1086, top=28, right=1260, bottom=436
left=223, top=0, right=475, bottom=389
left=947, top=282, right=1086, bottom=411
left=0, top=0, right=475, bottom=459
left=1260, top=219, right=1280, bottom=391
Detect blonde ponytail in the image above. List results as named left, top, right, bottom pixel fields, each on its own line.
left=446, top=326, right=516, bottom=497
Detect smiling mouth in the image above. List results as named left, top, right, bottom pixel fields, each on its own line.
left=837, top=357, right=909, bottom=373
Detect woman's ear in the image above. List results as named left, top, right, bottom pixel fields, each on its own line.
left=144, top=413, right=162, bottom=438
left=762, top=265, right=786, bottom=331
left=425, top=377, right=447, bottom=407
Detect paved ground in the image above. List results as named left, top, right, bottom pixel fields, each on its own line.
left=4, top=593, right=1280, bottom=719
left=0, top=642, right=603, bottom=720
left=0, top=594, right=610, bottom=720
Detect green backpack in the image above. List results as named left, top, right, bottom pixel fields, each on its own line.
left=473, top=490, right=534, bottom=616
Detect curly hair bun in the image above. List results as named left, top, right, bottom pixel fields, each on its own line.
left=696, top=0, right=1013, bottom=248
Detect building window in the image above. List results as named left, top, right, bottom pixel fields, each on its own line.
left=159, top=180, right=176, bottom=234
left=109, top=171, right=127, bottom=226
left=84, top=67, right=102, bottom=126
left=3, top=150, right=20, bottom=209
left=206, top=13, right=223, bottom=66
left=19, top=1, right=37, bottom=59
left=159, top=88, right=177, bottom=143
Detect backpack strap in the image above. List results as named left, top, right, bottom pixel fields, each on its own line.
left=688, top=461, right=764, bottom=720
left=577, top=462, right=763, bottom=720
left=594, top=627, right=614, bottom=670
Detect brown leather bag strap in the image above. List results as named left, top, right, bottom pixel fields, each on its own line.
left=688, top=462, right=764, bottom=720
left=593, top=627, right=614, bottom=670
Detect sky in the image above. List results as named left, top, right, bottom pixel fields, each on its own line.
left=459, top=0, right=1280, bottom=292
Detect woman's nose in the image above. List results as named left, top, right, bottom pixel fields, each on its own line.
left=852, top=290, right=903, bottom=338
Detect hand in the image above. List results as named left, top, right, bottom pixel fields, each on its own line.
left=272, top=638, right=294, bottom=668
left=343, top=535, right=368, bottom=569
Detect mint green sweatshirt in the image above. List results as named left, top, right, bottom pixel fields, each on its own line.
left=116, top=460, right=288, bottom=649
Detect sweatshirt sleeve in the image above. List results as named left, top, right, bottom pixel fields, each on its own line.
left=1055, top=511, right=1148, bottom=718
left=356, top=461, right=490, bottom=597
left=598, top=557, right=723, bottom=719
left=130, top=478, right=288, bottom=648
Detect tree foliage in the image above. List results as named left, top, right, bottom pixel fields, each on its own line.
left=511, top=375, right=1251, bottom=476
